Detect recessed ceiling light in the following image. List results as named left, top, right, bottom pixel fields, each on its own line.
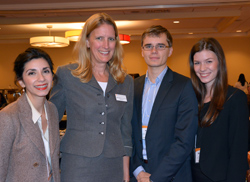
left=173, top=21, right=180, bottom=24
left=188, top=32, right=193, bottom=35
left=236, top=30, right=242, bottom=32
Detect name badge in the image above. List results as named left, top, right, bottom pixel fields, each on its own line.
left=142, top=125, right=148, bottom=139
left=195, top=148, right=201, bottom=163
left=115, top=94, right=127, bottom=102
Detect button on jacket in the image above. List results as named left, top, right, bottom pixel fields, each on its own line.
left=50, top=63, right=134, bottom=158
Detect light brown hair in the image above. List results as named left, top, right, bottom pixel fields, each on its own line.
left=141, top=25, right=173, bottom=47
left=72, top=13, right=126, bottom=83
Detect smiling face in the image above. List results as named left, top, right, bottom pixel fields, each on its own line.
left=193, top=49, right=219, bottom=90
left=18, top=58, right=53, bottom=102
left=86, top=23, right=116, bottom=66
left=141, top=33, right=173, bottom=71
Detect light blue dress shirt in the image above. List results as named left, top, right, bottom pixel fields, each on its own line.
left=133, top=66, right=168, bottom=178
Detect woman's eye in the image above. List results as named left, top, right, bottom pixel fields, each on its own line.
left=96, top=37, right=102, bottom=40
left=28, top=72, right=35, bottom=76
left=109, top=37, right=115, bottom=41
left=194, top=62, right=200, bottom=65
left=44, top=69, right=50, bottom=73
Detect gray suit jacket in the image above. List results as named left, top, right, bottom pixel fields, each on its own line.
left=50, top=63, right=133, bottom=157
left=0, top=94, right=60, bottom=182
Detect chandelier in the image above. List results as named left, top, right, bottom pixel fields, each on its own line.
left=30, top=25, right=70, bottom=48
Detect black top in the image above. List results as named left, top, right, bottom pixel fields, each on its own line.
left=192, top=102, right=225, bottom=182
left=192, top=86, right=249, bottom=182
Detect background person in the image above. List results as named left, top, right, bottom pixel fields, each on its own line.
left=0, top=47, right=60, bottom=182
left=234, top=73, right=248, bottom=94
left=130, top=25, right=198, bottom=182
left=189, top=38, right=249, bottom=182
left=0, top=92, right=7, bottom=109
left=49, top=13, right=133, bottom=182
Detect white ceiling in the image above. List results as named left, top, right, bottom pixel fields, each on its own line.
left=0, top=0, right=250, bottom=43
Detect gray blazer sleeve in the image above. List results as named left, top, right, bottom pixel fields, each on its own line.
left=121, top=76, right=134, bottom=156
left=50, top=66, right=66, bottom=120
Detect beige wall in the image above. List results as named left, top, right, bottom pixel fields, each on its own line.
left=123, top=36, right=250, bottom=86
left=0, top=36, right=250, bottom=89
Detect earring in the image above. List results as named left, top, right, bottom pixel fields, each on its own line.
left=22, top=87, right=25, bottom=93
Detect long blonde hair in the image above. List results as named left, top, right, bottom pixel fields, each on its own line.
left=72, top=13, right=126, bottom=83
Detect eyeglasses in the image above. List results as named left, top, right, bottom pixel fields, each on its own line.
left=142, top=44, right=170, bottom=51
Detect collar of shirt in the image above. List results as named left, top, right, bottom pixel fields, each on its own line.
left=25, top=93, right=51, bottom=173
left=145, top=66, right=168, bottom=85
left=25, top=93, right=48, bottom=124
left=142, top=66, right=168, bottom=120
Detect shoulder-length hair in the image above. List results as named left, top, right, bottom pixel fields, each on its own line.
left=14, top=47, right=55, bottom=84
left=189, top=38, right=228, bottom=127
left=72, top=12, right=126, bottom=83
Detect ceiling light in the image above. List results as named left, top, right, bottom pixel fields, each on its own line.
left=30, top=25, right=69, bottom=48
left=65, top=30, right=130, bottom=44
left=236, top=30, right=242, bottom=33
left=119, top=34, right=130, bottom=45
left=65, top=30, right=82, bottom=41
left=173, top=21, right=180, bottom=24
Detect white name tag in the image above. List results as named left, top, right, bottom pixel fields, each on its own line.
left=142, top=125, right=148, bottom=139
left=195, top=148, right=200, bottom=163
left=115, top=94, right=127, bottom=102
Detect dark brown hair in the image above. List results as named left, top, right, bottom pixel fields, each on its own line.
left=14, top=47, right=55, bottom=84
left=189, top=38, right=228, bottom=127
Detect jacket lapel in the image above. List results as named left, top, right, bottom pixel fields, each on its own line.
left=18, top=94, right=46, bottom=157
left=135, top=75, right=146, bottom=136
left=87, top=74, right=117, bottom=94
left=87, top=75, right=102, bottom=90
left=147, top=68, right=173, bottom=128
left=46, top=101, right=58, bottom=157
left=106, top=74, right=117, bottom=93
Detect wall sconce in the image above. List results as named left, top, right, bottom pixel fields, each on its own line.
left=119, top=34, right=130, bottom=45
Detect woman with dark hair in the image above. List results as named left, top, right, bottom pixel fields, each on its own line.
left=235, top=73, right=248, bottom=94
left=0, top=92, right=7, bottom=109
left=189, top=38, right=249, bottom=182
left=0, top=47, right=60, bottom=182
left=50, top=13, right=133, bottom=182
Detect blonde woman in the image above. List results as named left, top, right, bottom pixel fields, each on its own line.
left=50, top=13, right=133, bottom=182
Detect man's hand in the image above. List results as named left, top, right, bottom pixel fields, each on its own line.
left=136, top=171, right=151, bottom=182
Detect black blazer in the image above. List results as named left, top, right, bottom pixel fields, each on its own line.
left=130, top=68, right=198, bottom=182
left=193, top=86, right=249, bottom=182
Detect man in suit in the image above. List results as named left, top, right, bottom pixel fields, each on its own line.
left=130, top=25, right=198, bottom=182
